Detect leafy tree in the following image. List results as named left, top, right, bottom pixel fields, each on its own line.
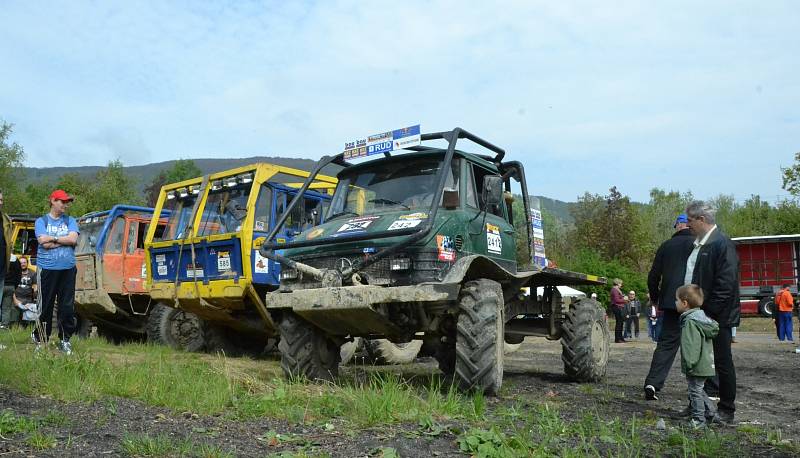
left=0, top=120, right=26, bottom=212
left=144, top=159, right=202, bottom=206
left=781, top=152, right=800, bottom=197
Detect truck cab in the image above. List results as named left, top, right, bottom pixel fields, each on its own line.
left=74, top=205, right=168, bottom=340
left=144, top=163, right=337, bottom=351
left=9, top=215, right=38, bottom=268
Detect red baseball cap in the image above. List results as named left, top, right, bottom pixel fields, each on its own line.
left=49, top=189, right=74, bottom=202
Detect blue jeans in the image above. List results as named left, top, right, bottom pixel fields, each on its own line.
left=778, top=311, right=794, bottom=341
left=688, top=376, right=716, bottom=425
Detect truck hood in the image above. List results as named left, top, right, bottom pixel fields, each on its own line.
left=283, top=210, right=450, bottom=258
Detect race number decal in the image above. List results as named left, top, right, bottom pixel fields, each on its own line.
left=486, top=223, right=502, bottom=254
left=387, top=219, right=422, bottom=230
left=217, top=251, right=231, bottom=271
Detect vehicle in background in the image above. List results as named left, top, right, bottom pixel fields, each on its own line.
left=9, top=214, right=38, bottom=268
left=733, top=234, right=799, bottom=317
left=74, top=205, right=172, bottom=341
left=144, top=163, right=339, bottom=354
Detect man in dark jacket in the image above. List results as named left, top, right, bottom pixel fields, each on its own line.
left=684, top=201, right=740, bottom=424
left=643, top=214, right=695, bottom=401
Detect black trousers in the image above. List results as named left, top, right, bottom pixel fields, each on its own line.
left=613, top=307, right=625, bottom=342
left=644, top=309, right=681, bottom=390
left=35, top=267, right=77, bottom=342
left=704, top=326, right=736, bottom=414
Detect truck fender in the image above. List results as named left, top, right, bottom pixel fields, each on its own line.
left=441, top=255, right=537, bottom=289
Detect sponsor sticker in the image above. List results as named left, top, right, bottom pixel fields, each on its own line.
left=307, top=227, right=325, bottom=239
left=437, top=234, right=456, bottom=262
left=486, top=223, right=502, bottom=254
left=255, top=220, right=265, bottom=231
left=155, top=254, right=166, bottom=263
left=343, top=125, right=421, bottom=159
left=388, top=219, right=422, bottom=230
left=141, top=263, right=147, bottom=278
left=398, top=212, right=428, bottom=220
left=254, top=249, right=269, bottom=274
left=217, top=251, right=231, bottom=271
left=186, top=264, right=204, bottom=278
left=335, top=215, right=381, bottom=234
left=157, top=264, right=167, bottom=276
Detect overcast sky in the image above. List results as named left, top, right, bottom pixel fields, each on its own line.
left=1, top=1, right=798, bottom=203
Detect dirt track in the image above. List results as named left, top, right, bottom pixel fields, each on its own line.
left=1, top=324, right=799, bottom=456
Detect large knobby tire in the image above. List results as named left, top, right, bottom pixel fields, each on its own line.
left=277, top=313, right=341, bottom=382
left=758, top=298, right=775, bottom=317
left=364, top=339, right=423, bottom=365
left=561, top=298, right=610, bottom=382
left=455, top=279, right=505, bottom=395
left=146, top=303, right=206, bottom=352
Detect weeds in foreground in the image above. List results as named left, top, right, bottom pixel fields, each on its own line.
left=26, top=431, right=57, bottom=450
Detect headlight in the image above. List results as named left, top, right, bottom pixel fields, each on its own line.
left=390, top=258, right=411, bottom=271
left=280, top=268, right=298, bottom=280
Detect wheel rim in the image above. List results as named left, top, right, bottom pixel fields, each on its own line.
left=591, top=320, right=609, bottom=368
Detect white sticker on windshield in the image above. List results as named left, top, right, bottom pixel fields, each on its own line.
left=388, top=219, right=422, bottom=230
left=337, top=220, right=373, bottom=232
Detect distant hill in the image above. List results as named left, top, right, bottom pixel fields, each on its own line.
left=22, top=156, right=578, bottom=222
left=21, top=156, right=342, bottom=191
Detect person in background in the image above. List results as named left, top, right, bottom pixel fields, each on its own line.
left=33, top=190, right=80, bottom=355
left=731, top=326, right=737, bottom=344
left=643, top=214, right=695, bottom=401
left=648, top=293, right=660, bottom=342
left=684, top=201, right=740, bottom=425
left=625, top=291, right=642, bottom=339
left=0, top=190, right=13, bottom=324
left=12, top=256, right=37, bottom=326
left=610, top=279, right=627, bottom=343
left=677, top=284, right=721, bottom=428
left=1, top=254, right=21, bottom=328
left=775, top=284, right=794, bottom=342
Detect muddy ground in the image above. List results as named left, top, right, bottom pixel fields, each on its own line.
left=1, top=322, right=799, bottom=457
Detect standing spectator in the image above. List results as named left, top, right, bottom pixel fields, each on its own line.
left=677, top=284, right=720, bottom=428
left=647, top=293, right=661, bottom=342
left=0, top=190, right=13, bottom=322
left=33, top=190, right=80, bottom=355
left=643, top=214, right=695, bottom=401
left=610, top=278, right=627, bottom=343
left=684, top=201, right=740, bottom=424
left=731, top=326, right=737, bottom=344
left=1, top=254, right=21, bottom=328
left=12, top=256, right=36, bottom=326
left=625, top=291, right=642, bottom=339
left=775, top=284, right=794, bottom=342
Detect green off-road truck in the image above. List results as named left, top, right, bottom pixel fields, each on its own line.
left=261, top=127, right=610, bottom=394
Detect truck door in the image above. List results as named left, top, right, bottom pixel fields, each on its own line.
left=121, top=218, right=149, bottom=294
left=466, top=163, right=517, bottom=271
left=102, top=216, right=126, bottom=294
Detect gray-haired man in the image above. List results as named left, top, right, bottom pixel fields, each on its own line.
left=684, top=201, right=740, bottom=424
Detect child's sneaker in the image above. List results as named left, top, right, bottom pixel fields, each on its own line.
left=59, top=340, right=72, bottom=356
left=689, top=418, right=707, bottom=429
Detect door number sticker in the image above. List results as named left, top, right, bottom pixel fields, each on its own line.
left=217, top=251, right=231, bottom=271
left=486, top=223, right=502, bottom=254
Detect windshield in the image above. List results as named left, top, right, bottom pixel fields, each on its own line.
left=197, top=184, right=251, bottom=236
left=75, top=220, right=107, bottom=255
left=161, top=194, right=198, bottom=241
left=328, top=157, right=455, bottom=218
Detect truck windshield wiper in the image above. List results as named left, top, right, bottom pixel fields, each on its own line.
left=368, top=198, right=410, bottom=210
left=327, top=211, right=359, bottom=221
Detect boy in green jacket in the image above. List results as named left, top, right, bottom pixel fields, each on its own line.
left=677, top=284, right=721, bottom=428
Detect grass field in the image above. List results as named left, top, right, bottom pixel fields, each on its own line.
left=1, top=326, right=797, bottom=456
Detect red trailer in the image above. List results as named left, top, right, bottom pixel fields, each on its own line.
left=732, top=234, right=800, bottom=317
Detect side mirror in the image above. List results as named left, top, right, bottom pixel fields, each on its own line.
left=482, top=175, right=503, bottom=209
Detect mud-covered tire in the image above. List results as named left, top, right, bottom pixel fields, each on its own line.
left=364, top=339, right=423, bottom=365
left=455, top=279, right=504, bottom=395
left=561, top=298, right=610, bottom=382
left=339, top=337, right=362, bottom=365
left=277, top=313, right=340, bottom=382
left=204, top=325, right=242, bottom=356
left=758, top=298, right=775, bottom=317
left=146, top=303, right=206, bottom=352
left=74, top=316, right=93, bottom=339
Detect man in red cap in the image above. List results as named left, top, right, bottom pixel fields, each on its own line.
left=33, top=189, right=79, bottom=355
